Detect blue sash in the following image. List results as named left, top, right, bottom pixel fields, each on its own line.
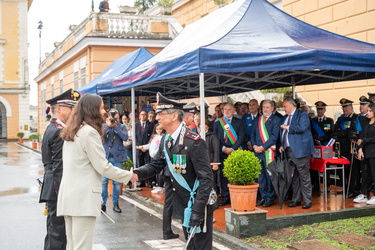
left=355, top=116, right=362, bottom=132
left=311, top=119, right=325, bottom=137
left=163, top=135, right=201, bottom=233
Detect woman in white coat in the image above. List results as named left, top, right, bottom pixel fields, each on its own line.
left=57, top=94, right=132, bottom=250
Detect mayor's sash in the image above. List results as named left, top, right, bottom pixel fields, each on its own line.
left=219, top=117, right=241, bottom=148
left=258, top=115, right=276, bottom=166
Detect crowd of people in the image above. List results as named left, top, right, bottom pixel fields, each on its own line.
left=38, top=87, right=375, bottom=250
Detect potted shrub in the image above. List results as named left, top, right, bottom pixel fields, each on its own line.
left=157, top=0, right=173, bottom=15
left=17, top=132, right=25, bottom=143
left=213, top=0, right=229, bottom=8
left=29, top=133, right=41, bottom=149
left=223, top=150, right=261, bottom=211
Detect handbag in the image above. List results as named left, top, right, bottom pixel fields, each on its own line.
left=123, top=139, right=132, bottom=149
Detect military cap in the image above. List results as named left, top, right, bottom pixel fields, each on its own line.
left=183, top=102, right=198, bottom=114
left=315, top=101, right=327, bottom=109
left=46, top=88, right=80, bottom=106
left=368, top=92, right=375, bottom=98
left=155, top=92, right=187, bottom=113
left=339, top=98, right=353, bottom=107
left=234, top=101, right=242, bottom=108
left=359, top=96, right=372, bottom=105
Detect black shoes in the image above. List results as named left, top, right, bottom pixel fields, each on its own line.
left=256, top=199, right=265, bottom=206
left=263, top=200, right=274, bottom=207
left=219, top=198, right=231, bottom=206
left=101, top=205, right=106, bottom=212
left=288, top=201, right=301, bottom=207
left=302, top=203, right=312, bottom=209
left=163, top=232, right=180, bottom=240
left=113, top=205, right=122, bottom=213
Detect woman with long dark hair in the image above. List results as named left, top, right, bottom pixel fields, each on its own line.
left=57, top=94, right=132, bottom=250
left=357, top=103, right=375, bottom=205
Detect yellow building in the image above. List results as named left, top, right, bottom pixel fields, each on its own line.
left=35, top=12, right=181, bottom=133
left=0, top=0, right=33, bottom=139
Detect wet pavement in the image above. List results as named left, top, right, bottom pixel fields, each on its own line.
left=0, top=141, right=234, bottom=250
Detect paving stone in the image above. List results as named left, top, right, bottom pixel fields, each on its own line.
left=332, top=234, right=375, bottom=249
left=288, top=239, right=340, bottom=250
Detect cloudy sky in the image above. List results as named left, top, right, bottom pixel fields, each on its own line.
left=27, top=0, right=134, bottom=105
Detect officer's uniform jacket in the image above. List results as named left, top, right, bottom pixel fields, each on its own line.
left=39, top=118, right=64, bottom=202
left=134, top=124, right=217, bottom=220
left=333, top=112, right=358, bottom=153
left=311, top=116, right=334, bottom=145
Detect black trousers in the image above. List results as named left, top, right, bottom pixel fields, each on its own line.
left=183, top=212, right=213, bottom=250
left=286, top=148, right=312, bottom=204
left=44, top=200, right=66, bottom=250
left=364, top=158, right=375, bottom=196
left=162, top=176, right=174, bottom=236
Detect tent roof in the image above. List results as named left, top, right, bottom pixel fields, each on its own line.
left=78, top=47, right=153, bottom=95
left=97, top=0, right=375, bottom=99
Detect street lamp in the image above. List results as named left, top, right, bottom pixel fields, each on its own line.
left=37, top=20, right=43, bottom=64
left=92, top=0, right=95, bottom=12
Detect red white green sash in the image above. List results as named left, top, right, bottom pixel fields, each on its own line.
left=219, top=117, right=238, bottom=146
left=258, top=115, right=276, bottom=166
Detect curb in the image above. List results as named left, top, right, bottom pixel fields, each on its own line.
left=17, top=142, right=41, bottom=154
left=124, top=189, right=259, bottom=250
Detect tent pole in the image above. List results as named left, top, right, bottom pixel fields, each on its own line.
left=199, top=73, right=205, bottom=141
left=292, top=77, right=296, bottom=99
left=131, top=87, right=136, bottom=168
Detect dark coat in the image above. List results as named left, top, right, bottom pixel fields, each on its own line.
left=103, top=123, right=129, bottom=163
left=213, top=116, right=248, bottom=151
left=359, top=121, right=375, bottom=159
left=135, top=121, right=155, bottom=155
left=39, top=118, right=64, bottom=202
left=134, top=125, right=217, bottom=220
left=333, top=112, right=358, bottom=153
left=311, top=116, right=334, bottom=145
left=205, top=130, right=220, bottom=164
left=99, top=0, right=108, bottom=12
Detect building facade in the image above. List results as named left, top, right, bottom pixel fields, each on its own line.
left=0, top=0, right=32, bottom=139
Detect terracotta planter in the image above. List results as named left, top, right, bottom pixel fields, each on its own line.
left=18, top=138, right=24, bottom=143
left=228, top=183, right=259, bottom=212
left=31, top=142, right=38, bottom=149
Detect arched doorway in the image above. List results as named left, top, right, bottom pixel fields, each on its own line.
left=0, top=102, right=7, bottom=139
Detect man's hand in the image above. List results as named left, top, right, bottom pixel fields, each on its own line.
left=211, top=164, right=219, bottom=171
left=280, top=124, right=288, bottom=130
left=247, top=141, right=253, bottom=151
left=130, top=172, right=139, bottom=184
left=189, top=212, right=203, bottom=227
left=223, top=147, right=232, bottom=155
left=253, top=145, right=264, bottom=153
left=279, top=146, right=284, bottom=153
left=106, top=118, right=117, bottom=128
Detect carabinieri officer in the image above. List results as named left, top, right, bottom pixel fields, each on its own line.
left=131, top=92, right=217, bottom=249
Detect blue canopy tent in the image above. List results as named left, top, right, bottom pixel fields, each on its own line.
left=96, top=0, right=375, bottom=99
left=77, top=47, right=153, bottom=95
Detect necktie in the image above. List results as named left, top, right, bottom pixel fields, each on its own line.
left=282, top=115, right=291, bottom=149
left=142, top=122, right=145, bottom=132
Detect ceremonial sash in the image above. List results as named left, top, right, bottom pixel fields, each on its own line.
left=219, top=117, right=239, bottom=146
left=355, top=116, right=362, bottom=132
left=258, top=115, right=276, bottom=166
left=163, top=135, right=201, bottom=233
left=311, top=119, right=325, bottom=137
left=339, top=116, right=351, bottom=130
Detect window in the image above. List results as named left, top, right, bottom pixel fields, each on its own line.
left=59, top=71, right=64, bottom=94
left=50, top=76, right=54, bottom=98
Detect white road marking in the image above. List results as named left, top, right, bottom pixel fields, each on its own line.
left=92, top=244, right=107, bottom=250
left=144, top=239, right=185, bottom=249
left=120, top=195, right=231, bottom=250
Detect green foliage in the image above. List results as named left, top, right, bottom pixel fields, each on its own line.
left=157, top=0, right=173, bottom=8
left=28, top=133, right=41, bottom=142
left=223, top=150, right=261, bottom=185
left=260, top=87, right=292, bottom=94
left=17, top=132, right=25, bottom=139
left=213, top=0, right=229, bottom=6
left=122, top=156, right=133, bottom=171
left=134, top=0, right=157, bottom=13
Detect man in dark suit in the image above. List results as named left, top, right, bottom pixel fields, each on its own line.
left=251, top=100, right=281, bottom=207
left=135, top=110, right=155, bottom=187
left=99, top=0, right=110, bottom=12
left=280, top=98, right=315, bottom=209
left=131, top=92, right=217, bottom=249
left=39, top=89, right=80, bottom=250
left=214, top=103, right=247, bottom=206
left=243, top=99, right=259, bottom=150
